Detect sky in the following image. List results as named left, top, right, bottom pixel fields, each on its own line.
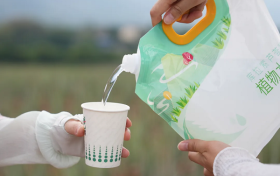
left=0, top=0, right=279, bottom=29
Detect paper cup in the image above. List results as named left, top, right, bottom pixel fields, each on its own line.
left=81, top=102, right=130, bottom=168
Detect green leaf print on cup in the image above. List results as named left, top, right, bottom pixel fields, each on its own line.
left=93, top=145, right=96, bottom=162
left=118, top=145, right=122, bottom=161
left=98, top=146, right=102, bottom=162
left=88, top=144, right=91, bottom=161
left=85, top=145, right=87, bottom=159
left=115, top=145, right=118, bottom=162
left=104, top=146, right=108, bottom=163
left=110, top=146, right=114, bottom=162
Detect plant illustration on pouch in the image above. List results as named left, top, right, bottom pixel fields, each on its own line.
left=171, top=82, right=200, bottom=122
left=213, top=38, right=224, bottom=49
left=213, top=16, right=231, bottom=49
left=217, top=31, right=227, bottom=40
left=222, top=16, right=231, bottom=28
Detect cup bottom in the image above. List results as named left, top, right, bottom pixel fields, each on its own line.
left=85, top=159, right=121, bottom=168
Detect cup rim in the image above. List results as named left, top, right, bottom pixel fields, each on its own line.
left=81, top=102, right=130, bottom=112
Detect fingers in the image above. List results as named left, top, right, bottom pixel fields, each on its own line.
left=124, top=128, right=131, bottom=141
left=188, top=152, right=204, bottom=165
left=204, top=168, right=214, bottom=176
left=163, top=0, right=205, bottom=25
left=178, top=139, right=208, bottom=153
left=180, top=11, right=203, bottom=23
left=150, top=0, right=176, bottom=26
left=122, top=118, right=131, bottom=157
left=64, top=119, right=85, bottom=137
left=124, top=117, right=131, bottom=141
left=126, top=118, right=132, bottom=128
left=179, top=1, right=206, bottom=23
left=121, top=147, right=130, bottom=158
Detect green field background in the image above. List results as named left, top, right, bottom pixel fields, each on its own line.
left=0, top=64, right=280, bottom=176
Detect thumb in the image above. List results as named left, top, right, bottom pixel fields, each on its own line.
left=164, top=0, right=204, bottom=24
left=178, top=139, right=207, bottom=153
left=64, top=119, right=85, bottom=137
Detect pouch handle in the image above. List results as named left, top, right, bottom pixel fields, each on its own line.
left=162, top=0, right=216, bottom=45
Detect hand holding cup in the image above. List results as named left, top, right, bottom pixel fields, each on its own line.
left=65, top=117, right=132, bottom=158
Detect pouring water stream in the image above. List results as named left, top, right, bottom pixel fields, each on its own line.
left=102, top=64, right=124, bottom=106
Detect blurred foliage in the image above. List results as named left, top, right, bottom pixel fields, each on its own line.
left=1, top=20, right=277, bottom=64
left=0, top=20, right=142, bottom=64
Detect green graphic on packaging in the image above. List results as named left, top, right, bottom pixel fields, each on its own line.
left=236, top=114, right=246, bottom=126
left=185, top=119, right=245, bottom=143
left=256, top=65, right=280, bottom=95
left=183, top=118, right=194, bottom=140
left=247, top=45, right=280, bottom=95
left=170, top=83, right=200, bottom=121
left=213, top=17, right=231, bottom=49
left=135, top=0, right=245, bottom=143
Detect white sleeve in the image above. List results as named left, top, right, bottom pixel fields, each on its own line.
left=0, top=111, right=84, bottom=168
left=214, top=147, right=280, bottom=176
left=50, top=113, right=85, bottom=158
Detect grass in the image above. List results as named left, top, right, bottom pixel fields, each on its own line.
left=0, top=64, right=280, bottom=176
